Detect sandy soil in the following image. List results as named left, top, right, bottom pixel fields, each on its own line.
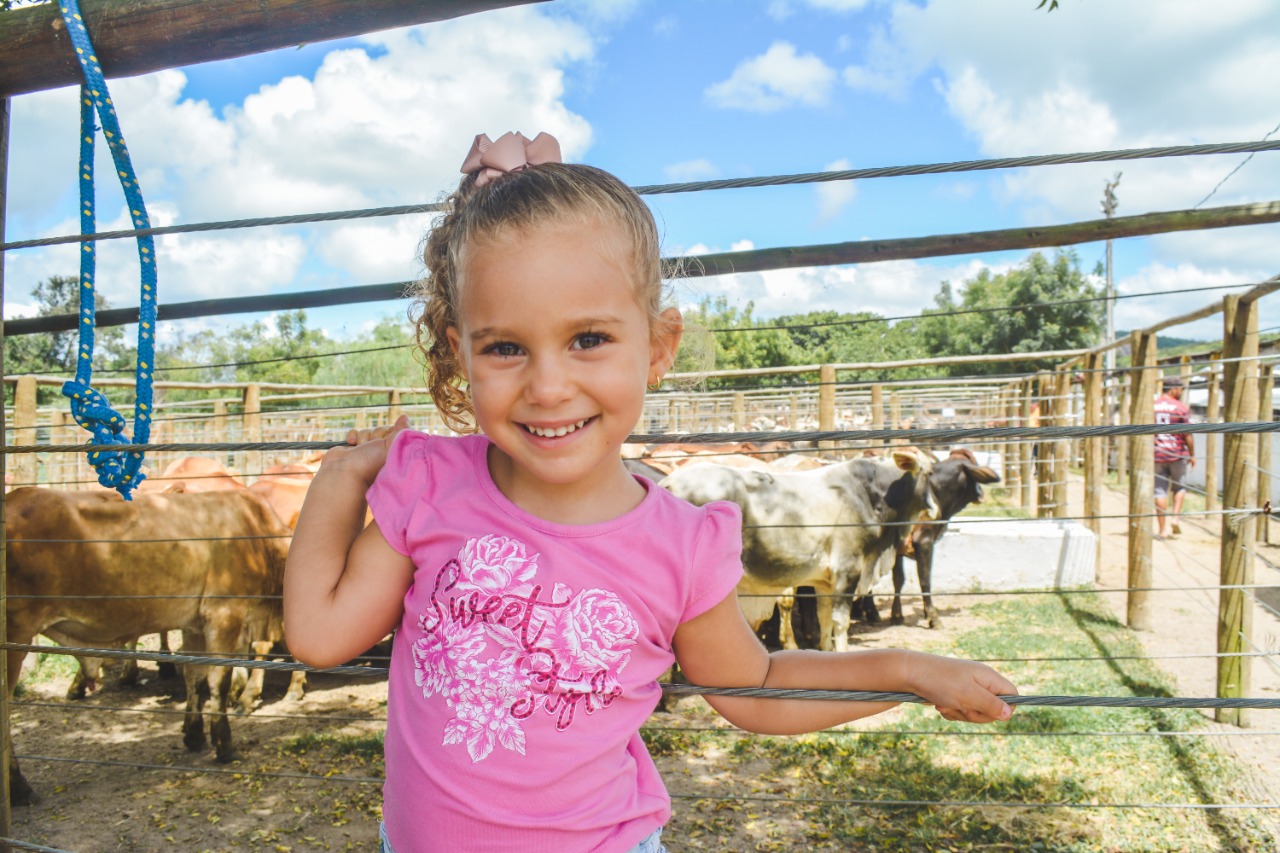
left=9, top=473, right=1280, bottom=851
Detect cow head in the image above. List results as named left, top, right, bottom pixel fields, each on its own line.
left=927, top=453, right=1001, bottom=521
left=889, top=448, right=940, bottom=520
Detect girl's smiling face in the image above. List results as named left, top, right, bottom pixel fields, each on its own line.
left=447, top=218, right=680, bottom=523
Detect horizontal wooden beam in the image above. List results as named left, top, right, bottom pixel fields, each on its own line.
left=666, top=348, right=1091, bottom=381
left=685, top=200, right=1280, bottom=278
left=0, top=0, right=546, bottom=98
left=8, top=201, right=1280, bottom=337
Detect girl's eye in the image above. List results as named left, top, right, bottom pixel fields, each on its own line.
left=484, top=342, right=523, bottom=357
left=574, top=332, right=609, bottom=351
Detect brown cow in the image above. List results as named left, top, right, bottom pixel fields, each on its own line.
left=72, top=457, right=249, bottom=696
left=248, top=477, right=313, bottom=531
left=138, top=456, right=247, bottom=493
left=5, top=487, right=292, bottom=805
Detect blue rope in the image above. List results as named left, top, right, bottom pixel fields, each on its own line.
left=57, top=0, right=158, bottom=498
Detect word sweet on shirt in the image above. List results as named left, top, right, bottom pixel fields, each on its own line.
left=411, top=534, right=639, bottom=762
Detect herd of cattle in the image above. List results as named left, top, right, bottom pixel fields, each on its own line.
left=4, top=440, right=998, bottom=804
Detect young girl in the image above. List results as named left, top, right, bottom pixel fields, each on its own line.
left=284, top=131, right=1017, bottom=853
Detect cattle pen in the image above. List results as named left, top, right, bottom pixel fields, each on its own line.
left=4, top=2, right=1280, bottom=851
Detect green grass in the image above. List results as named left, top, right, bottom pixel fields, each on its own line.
left=280, top=731, right=385, bottom=758
left=14, top=635, right=82, bottom=698
left=646, top=592, right=1276, bottom=851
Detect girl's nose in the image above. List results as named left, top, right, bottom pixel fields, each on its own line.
left=525, top=356, right=574, bottom=406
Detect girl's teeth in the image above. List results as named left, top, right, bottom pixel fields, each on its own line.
left=529, top=419, right=587, bottom=438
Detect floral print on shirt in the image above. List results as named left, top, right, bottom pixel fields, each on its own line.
left=411, top=534, right=639, bottom=763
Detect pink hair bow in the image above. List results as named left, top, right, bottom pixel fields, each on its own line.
left=460, top=131, right=562, bottom=186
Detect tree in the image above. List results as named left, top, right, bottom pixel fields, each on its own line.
left=771, top=309, right=928, bottom=380
left=206, top=310, right=330, bottom=388
left=313, top=316, right=422, bottom=390
left=5, top=275, right=132, bottom=402
left=674, top=297, right=796, bottom=387
left=917, top=250, right=1103, bottom=375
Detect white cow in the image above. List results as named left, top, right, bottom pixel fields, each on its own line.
left=661, top=449, right=939, bottom=651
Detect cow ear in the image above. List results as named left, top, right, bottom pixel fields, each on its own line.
left=964, top=464, right=1001, bottom=485
left=890, top=450, right=919, bottom=473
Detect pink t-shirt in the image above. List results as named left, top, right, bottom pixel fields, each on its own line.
left=367, top=432, right=743, bottom=853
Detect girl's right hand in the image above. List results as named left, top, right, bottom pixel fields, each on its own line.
left=319, top=414, right=411, bottom=487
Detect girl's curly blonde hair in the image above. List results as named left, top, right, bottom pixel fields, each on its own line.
left=410, top=163, right=672, bottom=433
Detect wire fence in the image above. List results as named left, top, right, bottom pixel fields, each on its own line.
left=4, top=107, right=1280, bottom=850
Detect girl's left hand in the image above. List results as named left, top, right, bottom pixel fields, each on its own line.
left=909, top=653, right=1017, bottom=723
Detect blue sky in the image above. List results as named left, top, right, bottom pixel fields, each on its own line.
left=6, top=0, right=1280, bottom=350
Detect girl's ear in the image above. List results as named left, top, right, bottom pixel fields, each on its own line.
left=649, top=307, right=684, bottom=380
left=446, top=326, right=469, bottom=382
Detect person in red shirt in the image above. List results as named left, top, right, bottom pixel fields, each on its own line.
left=1154, top=376, right=1195, bottom=539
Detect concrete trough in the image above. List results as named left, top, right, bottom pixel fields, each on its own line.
left=871, top=517, right=1097, bottom=595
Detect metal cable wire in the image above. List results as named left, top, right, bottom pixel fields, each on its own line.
left=8, top=420, right=1280, bottom=457
left=19, top=699, right=1280, bottom=737
left=0, top=838, right=75, bottom=853
left=6, top=140, right=1279, bottom=253
left=664, top=792, right=1280, bottom=810
left=10, top=643, right=1280, bottom=710
left=12, top=754, right=1280, bottom=812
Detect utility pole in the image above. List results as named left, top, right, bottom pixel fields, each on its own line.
left=1102, top=173, right=1121, bottom=372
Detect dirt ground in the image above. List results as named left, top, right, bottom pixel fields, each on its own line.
left=9, top=473, right=1280, bottom=852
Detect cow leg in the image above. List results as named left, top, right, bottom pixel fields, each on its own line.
left=285, top=669, right=308, bottom=703
left=890, top=554, right=907, bottom=626
left=156, top=632, right=178, bottom=681
left=916, top=541, right=941, bottom=629
left=182, top=630, right=209, bottom=752
left=66, top=656, right=101, bottom=700
left=209, top=664, right=235, bottom=763
left=823, top=581, right=853, bottom=653
left=857, top=595, right=882, bottom=625
left=234, top=640, right=273, bottom=713
left=793, top=587, right=821, bottom=649
left=777, top=588, right=796, bottom=650
left=6, top=647, right=38, bottom=805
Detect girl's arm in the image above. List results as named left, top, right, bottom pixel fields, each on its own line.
left=672, top=593, right=1016, bottom=735
left=283, top=417, right=416, bottom=668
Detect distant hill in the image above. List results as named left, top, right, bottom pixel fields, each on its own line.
left=1115, top=331, right=1207, bottom=350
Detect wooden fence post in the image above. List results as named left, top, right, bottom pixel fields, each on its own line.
left=818, top=365, right=836, bottom=452
left=870, top=383, right=884, bottom=452
left=1035, top=374, right=1053, bottom=517
left=389, top=389, right=403, bottom=426
left=1020, top=379, right=1034, bottom=510
left=242, top=384, right=261, bottom=479
left=1205, top=362, right=1220, bottom=512
left=1005, top=385, right=1021, bottom=501
left=1218, top=294, right=1259, bottom=726
left=1127, top=331, right=1157, bottom=632
left=1257, top=364, right=1273, bottom=545
left=13, top=376, right=36, bottom=488
left=1053, top=366, right=1070, bottom=518
left=1084, top=353, right=1104, bottom=560
left=732, top=391, right=747, bottom=432
left=1116, top=373, right=1130, bottom=483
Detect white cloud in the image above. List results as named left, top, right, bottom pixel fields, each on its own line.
left=705, top=43, right=837, bottom=112
left=807, top=0, right=873, bottom=9
left=832, top=0, right=1280, bottom=285
left=771, top=0, right=873, bottom=18
left=6, top=6, right=596, bottom=309
left=663, top=159, right=720, bottom=182
left=312, top=217, right=432, bottom=283
left=1112, top=261, right=1278, bottom=340
left=815, top=158, right=857, bottom=223
left=674, top=249, right=998, bottom=322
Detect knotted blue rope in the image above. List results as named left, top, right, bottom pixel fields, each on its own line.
left=58, top=0, right=158, bottom=498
